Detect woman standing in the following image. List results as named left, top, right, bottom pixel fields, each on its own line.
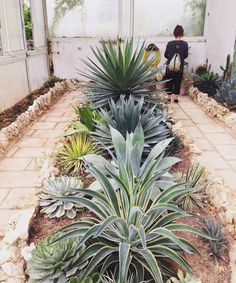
left=164, top=25, right=188, bottom=103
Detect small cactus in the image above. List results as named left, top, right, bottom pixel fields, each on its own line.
left=220, top=54, right=233, bottom=81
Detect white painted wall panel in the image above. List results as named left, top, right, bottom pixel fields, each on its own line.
left=51, top=37, right=206, bottom=80
left=205, top=0, right=236, bottom=73
left=0, top=59, right=29, bottom=112
left=26, top=51, right=49, bottom=91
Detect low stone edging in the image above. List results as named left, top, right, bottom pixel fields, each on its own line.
left=0, top=143, right=59, bottom=282
left=189, top=87, right=236, bottom=135
left=170, top=111, right=236, bottom=235
left=0, top=79, right=79, bottom=159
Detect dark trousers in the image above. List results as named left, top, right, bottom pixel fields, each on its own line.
left=165, top=71, right=183, bottom=95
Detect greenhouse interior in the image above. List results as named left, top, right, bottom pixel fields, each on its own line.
left=0, top=0, right=236, bottom=282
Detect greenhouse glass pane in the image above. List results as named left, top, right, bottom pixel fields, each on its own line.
left=46, top=0, right=119, bottom=37
left=134, top=0, right=206, bottom=37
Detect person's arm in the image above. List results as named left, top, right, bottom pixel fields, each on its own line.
left=164, top=43, right=170, bottom=59
left=183, top=42, right=189, bottom=59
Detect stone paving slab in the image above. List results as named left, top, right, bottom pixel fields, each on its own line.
left=0, top=90, right=82, bottom=237
left=171, top=96, right=236, bottom=188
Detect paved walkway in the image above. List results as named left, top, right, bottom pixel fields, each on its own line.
left=171, top=96, right=236, bottom=189
left=0, top=90, right=81, bottom=238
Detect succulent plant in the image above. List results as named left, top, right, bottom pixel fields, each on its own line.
left=57, top=133, right=100, bottom=176
left=202, top=218, right=228, bottom=261
left=92, top=96, right=171, bottom=156
left=214, top=78, right=236, bottom=108
left=26, top=233, right=86, bottom=283
left=39, top=176, right=83, bottom=219
left=74, top=103, right=103, bottom=131
left=220, top=54, right=233, bottom=81
left=68, top=274, right=99, bottom=283
left=166, top=269, right=201, bottom=283
left=80, top=38, right=163, bottom=109
left=176, top=164, right=209, bottom=212
left=194, top=71, right=221, bottom=97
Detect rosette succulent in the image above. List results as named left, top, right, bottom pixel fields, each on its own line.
left=39, top=176, right=83, bottom=219
left=26, top=233, right=86, bottom=283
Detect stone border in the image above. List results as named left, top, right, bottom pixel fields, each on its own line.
left=0, top=141, right=59, bottom=282
left=188, top=87, right=236, bottom=135
left=170, top=111, right=236, bottom=234
left=0, top=79, right=79, bottom=159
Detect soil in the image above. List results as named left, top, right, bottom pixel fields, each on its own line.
left=0, top=80, right=61, bottom=130
left=29, top=209, right=92, bottom=245
left=28, top=145, right=232, bottom=283
left=179, top=207, right=233, bottom=283
left=172, top=146, right=192, bottom=172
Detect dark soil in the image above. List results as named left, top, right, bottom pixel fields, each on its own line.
left=0, top=78, right=63, bottom=130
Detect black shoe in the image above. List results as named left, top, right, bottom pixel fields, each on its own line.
left=167, top=98, right=171, bottom=103
left=174, top=98, right=179, bottom=103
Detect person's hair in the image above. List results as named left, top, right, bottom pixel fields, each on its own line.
left=146, top=43, right=159, bottom=51
left=173, top=25, right=184, bottom=37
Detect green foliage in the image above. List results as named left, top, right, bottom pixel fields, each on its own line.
left=166, top=269, right=201, bottom=283
left=220, top=54, right=233, bottom=81
left=194, top=71, right=221, bottom=97
left=176, top=164, right=209, bottom=212
left=214, top=78, right=236, bottom=107
left=57, top=134, right=100, bottom=176
left=165, top=136, right=184, bottom=157
left=39, top=176, right=83, bottom=219
left=55, top=127, right=210, bottom=282
left=69, top=274, right=99, bottom=283
left=202, top=218, right=228, bottom=261
left=64, top=104, right=103, bottom=136
left=26, top=233, right=86, bottom=283
left=23, top=4, right=33, bottom=41
left=93, top=96, right=171, bottom=156
left=74, top=104, right=103, bottom=131
left=81, top=38, right=163, bottom=108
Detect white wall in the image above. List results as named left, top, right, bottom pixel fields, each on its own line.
left=51, top=37, right=206, bottom=80
left=205, top=0, right=236, bottom=74
left=0, top=0, right=49, bottom=113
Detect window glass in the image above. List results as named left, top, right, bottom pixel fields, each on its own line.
left=5, top=0, right=24, bottom=51
left=46, top=0, right=119, bottom=37
left=23, top=0, right=34, bottom=50
left=134, top=0, right=206, bottom=37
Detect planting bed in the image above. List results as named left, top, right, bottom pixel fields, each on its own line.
left=1, top=39, right=234, bottom=283
left=0, top=79, right=62, bottom=130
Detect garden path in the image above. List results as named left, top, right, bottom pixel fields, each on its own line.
left=171, top=96, right=236, bottom=188
left=0, top=90, right=82, bottom=238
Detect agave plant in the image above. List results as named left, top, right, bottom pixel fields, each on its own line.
left=26, top=233, right=86, bottom=283
left=166, top=269, right=201, bottom=283
left=214, top=78, right=236, bottom=108
left=175, top=164, right=209, bottom=212
left=39, top=176, right=83, bottom=219
left=92, top=96, right=171, bottom=156
left=74, top=103, right=103, bottom=131
left=202, top=218, right=228, bottom=261
left=54, top=127, right=211, bottom=283
left=194, top=72, right=221, bottom=97
left=80, top=38, right=164, bottom=108
left=57, top=134, right=100, bottom=176
left=69, top=274, right=99, bottom=283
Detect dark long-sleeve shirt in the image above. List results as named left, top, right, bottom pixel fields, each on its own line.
left=164, top=40, right=188, bottom=72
